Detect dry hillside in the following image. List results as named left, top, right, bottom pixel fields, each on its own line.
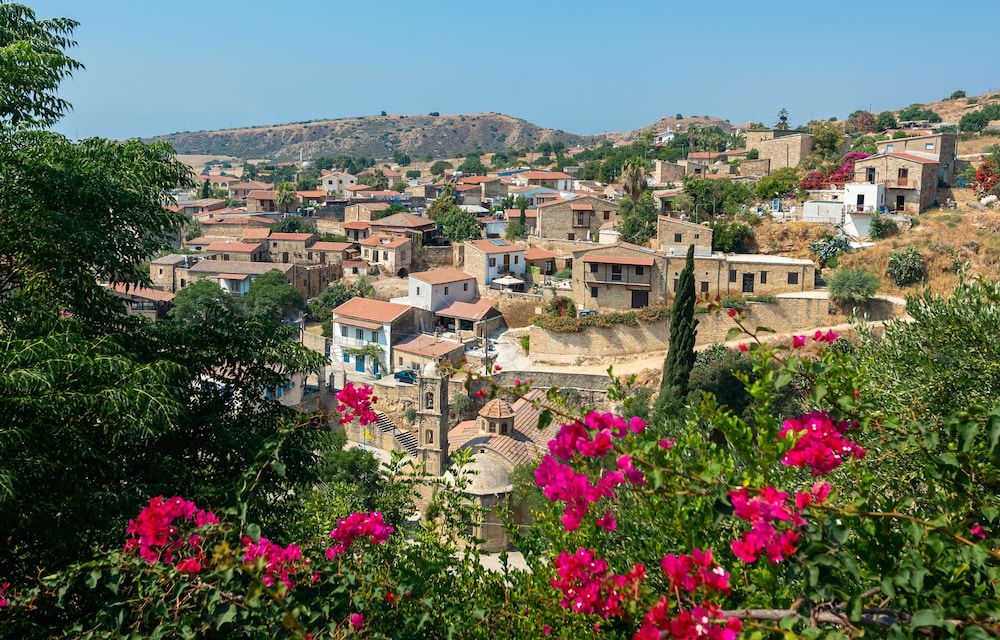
left=893, top=90, right=1000, bottom=125
left=151, top=113, right=595, bottom=162
left=603, top=115, right=734, bottom=144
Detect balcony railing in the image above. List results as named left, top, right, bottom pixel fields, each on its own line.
left=883, top=179, right=917, bottom=189
left=584, top=271, right=652, bottom=287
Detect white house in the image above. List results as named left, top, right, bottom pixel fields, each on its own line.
left=844, top=182, right=886, bottom=214
left=391, top=268, right=478, bottom=312
left=320, top=171, right=358, bottom=197
left=463, top=239, right=527, bottom=287
left=331, top=297, right=416, bottom=378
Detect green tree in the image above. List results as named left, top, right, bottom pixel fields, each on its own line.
left=274, top=181, right=297, bottom=212
left=620, top=158, right=647, bottom=201
left=809, top=119, right=844, bottom=157
left=242, top=269, right=305, bottom=323
left=653, top=244, right=698, bottom=423
left=845, top=110, right=877, bottom=134
left=898, top=104, right=942, bottom=123
left=617, top=192, right=658, bottom=245
left=430, top=160, right=453, bottom=176
left=199, top=178, right=212, bottom=198
left=948, top=89, right=966, bottom=100
left=887, top=247, right=926, bottom=286
left=295, top=168, right=320, bottom=191
left=427, top=184, right=457, bottom=220
left=438, top=206, right=481, bottom=243
left=875, top=111, right=897, bottom=131
left=775, top=107, right=790, bottom=130
left=366, top=169, right=388, bottom=190
left=168, top=279, right=239, bottom=326
left=827, top=266, right=879, bottom=306
left=392, top=150, right=411, bottom=166
left=405, top=169, right=421, bottom=179
left=457, top=153, right=486, bottom=175
left=708, top=219, right=755, bottom=253
left=269, top=217, right=315, bottom=234
left=754, top=167, right=800, bottom=199
left=390, top=181, right=409, bottom=192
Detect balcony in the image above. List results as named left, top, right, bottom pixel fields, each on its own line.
left=584, top=269, right=652, bottom=288
left=883, top=179, right=917, bottom=189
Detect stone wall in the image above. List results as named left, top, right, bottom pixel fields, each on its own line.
left=493, top=292, right=542, bottom=328
left=739, top=158, right=771, bottom=177
left=413, top=245, right=455, bottom=271
left=526, top=295, right=901, bottom=363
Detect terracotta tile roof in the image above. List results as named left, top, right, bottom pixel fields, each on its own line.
left=241, top=228, right=271, bottom=240
left=310, top=241, right=351, bottom=251
left=164, top=204, right=182, bottom=213
left=206, top=241, right=261, bottom=253
left=503, top=208, right=538, bottom=219
left=353, top=201, right=391, bottom=211
left=358, top=234, right=409, bottom=249
left=269, top=232, right=315, bottom=241
left=447, top=390, right=553, bottom=467
left=345, top=184, right=373, bottom=192
left=333, top=297, right=412, bottom=324
left=370, top=213, right=435, bottom=229
left=361, top=190, right=403, bottom=196
left=688, top=151, right=726, bottom=160
left=524, top=247, right=557, bottom=261
left=888, top=152, right=939, bottom=165
left=185, top=235, right=229, bottom=245
left=465, top=239, right=526, bottom=254
left=107, top=283, right=175, bottom=303
left=435, top=298, right=499, bottom=322
left=455, top=184, right=481, bottom=192
left=479, top=398, right=515, bottom=419
left=658, top=215, right=706, bottom=230
left=519, top=170, right=572, bottom=180
left=246, top=190, right=277, bottom=200
left=393, top=334, right=464, bottom=359
left=205, top=175, right=239, bottom=184
left=457, top=175, right=499, bottom=184
left=231, top=180, right=270, bottom=190
left=410, top=268, right=475, bottom=285
left=583, top=254, right=654, bottom=267
left=189, top=261, right=293, bottom=275
left=343, top=221, right=371, bottom=230
left=296, top=190, right=327, bottom=198
left=569, top=202, right=594, bottom=211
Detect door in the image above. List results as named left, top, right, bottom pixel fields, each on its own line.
left=354, top=356, right=365, bottom=373
left=866, top=167, right=876, bottom=183
left=895, top=195, right=905, bottom=211
left=742, top=273, right=755, bottom=293
left=282, top=252, right=289, bottom=263
left=503, top=253, right=510, bottom=269
left=631, top=290, right=649, bottom=309
left=856, top=194, right=864, bottom=212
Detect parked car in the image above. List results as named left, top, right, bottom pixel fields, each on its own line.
left=578, top=309, right=598, bottom=317
left=393, top=369, right=418, bottom=384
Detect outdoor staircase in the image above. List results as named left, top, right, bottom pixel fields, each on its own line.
left=375, top=411, right=418, bottom=457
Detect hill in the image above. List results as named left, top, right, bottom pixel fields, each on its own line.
left=150, top=113, right=596, bottom=161
left=603, top=115, right=734, bottom=144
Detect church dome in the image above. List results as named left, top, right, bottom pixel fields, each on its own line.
left=463, top=455, right=512, bottom=496
left=478, top=398, right=514, bottom=420
left=421, top=359, right=440, bottom=378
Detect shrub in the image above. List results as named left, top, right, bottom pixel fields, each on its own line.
left=746, top=148, right=759, bottom=160
left=451, top=393, right=470, bottom=415
left=868, top=213, right=898, bottom=239
left=809, top=234, right=851, bottom=267
left=518, top=335, right=530, bottom=354
left=545, top=296, right=577, bottom=318
left=887, top=247, right=926, bottom=286
left=709, top=220, right=755, bottom=253
left=828, top=267, right=879, bottom=306
left=404, top=407, right=416, bottom=424
left=948, top=90, right=966, bottom=100
left=553, top=267, right=572, bottom=279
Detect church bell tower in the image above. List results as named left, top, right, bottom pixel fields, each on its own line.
left=416, top=360, right=449, bottom=476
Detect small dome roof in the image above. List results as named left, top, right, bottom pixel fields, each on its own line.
left=463, top=455, right=512, bottom=495
left=479, top=398, right=514, bottom=420
left=421, top=359, right=440, bottom=378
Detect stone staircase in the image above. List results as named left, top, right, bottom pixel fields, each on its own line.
left=375, top=411, right=418, bottom=456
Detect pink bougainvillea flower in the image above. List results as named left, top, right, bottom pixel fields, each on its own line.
left=792, top=335, right=808, bottom=348
left=659, top=437, right=676, bottom=449
left=729, top=486, right=817, bottom=564
left=596, top=511, right=617, bottom=531
left=0, top=581, right=10, bottom=608
left=326, top=512, right=394, bottom=559
left=779, top=411, right=865, bottom=475
left=550, top=548, right=644, bottom=619
left=242, top=537, right=306, bottom=590
left=737, top=343, right=749, bottom=352
left=350, top=612, right=364, bottom=629
left=123, top=496, right=218, bottom=567
left=727, top=308, right=737, bottom=318
left=542, top=624, right=552, bottom=635
left=336, top=383, right=378, bottom=426
left=970, top=525, right=987, bottom=539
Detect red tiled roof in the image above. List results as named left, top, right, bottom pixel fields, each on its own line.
left=343, top=221, right=371, bottom=230
left=370, top=213, right=434, bottom=229
left=333, top=297, right=412, bottom=323
left=465, top=239, right=526, bottom=254
left=358, top=234, right=409, bottom=249
left=410, top=268, right=474, bottom=285
left=583, top=254, right=654, bottom=266
left=524, top=247, right=557, bottom=261
left=269, top=232, right=315, bottom=241
left=246, top=190, right=277, bottom=200
left=296, top=190, right=326, bottom=198
left=107, top=283, right=175, bottom=303
left=215, top=273, right=250, bottom=281
left=889, top=152, right=939, bottom=165
left=394, top=334, right=464, bottom=358
left=310, top=241, right=351, bottom=251
left=231, top=181, right=270, bottom=190
left=455, top=184, right=481, bottom=192
left=569, top=202, right=594, bottom=211
left=435, top=299, right=498, bottom=322
left=519, top=170, right=572, bottom=180
left=503, top=208, right=538, bottom=219
left=241, top=228, right=271, bottom=240
left=353, top=201, right=391, bottom=211
left=345, top=184, right=373, bottom=192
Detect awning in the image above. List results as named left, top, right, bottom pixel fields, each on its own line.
left=493, top=276, right=524, bottom=286
left=215, top=273, right=250, bottom=281
left=336, top=317, right=382, bottom=331
left=583, top=255, right=654, bottom=266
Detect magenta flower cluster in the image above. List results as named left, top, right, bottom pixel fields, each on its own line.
left=242, top=536, right=307, bottom=590
left=0, top=581, right=9, bottom=608
left=123, top=496, right=219, bottom=566
left=729, top=482, right=830, bottom=564
left=325, top=511, right=394, bottom=559
left=779, top=411, right=865, bottom=475
left=550, top=548, right=645, bottom=618
left=336, top=382, right=378, bottom=426
left=636, top=599, right=743, bottom=640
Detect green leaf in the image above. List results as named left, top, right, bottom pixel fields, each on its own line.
left=271, top=458, right=286, bottom=478
left=538, top=410, right=552, bottom=432
left=725, top=327, right=743, bottom=341
left=215, top=604, right=237, bottom=629
left=910, top=608, right=944, bottom=629
left=245, top=523, right=261, bottom=541
left=755, top=325, right=776, bottom=334
left=85, top=569, right=101, bottom=589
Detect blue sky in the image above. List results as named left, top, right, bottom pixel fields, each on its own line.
left=30, top=0, right=1000, bottom=140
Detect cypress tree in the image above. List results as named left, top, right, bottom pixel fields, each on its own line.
left=200, top=178, right=211, bottom=198
left=653, top=244, right=699, bottom=423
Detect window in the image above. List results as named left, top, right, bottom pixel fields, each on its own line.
left=694, top=233, right=700, bottom=240
left=760, top=271, right=768, bottom=284
left=223, top=254, right=230, bottom=261
left=514, top=255, right=519, bottom=264
left=603, top=211, right=610, bottom=220
left=425, top=429, right=433, bottom=444
left=425, top=392, right=434, bottom=410
left=700, top=281, right=709, bottom=293
left=501, top=421, right=509, bottom=435
left=463, top=282, right=468, bottom=291
left=343, top=354, right=350, bottom=363
left=157, top=267, right=163, bottom=276
left=673, top=278, right=679, bottom=291
left=590, top=286, right=599, bottom=298
left=489, top=257, right=496, bottom=267
left=567, top=233, right=575, bottom=241
left=355, top=328, right=363, bottom=339
left=788, top=272, right=799, bottom=285
left=590, top=262, right=599, bottom=272
left=611, top=264, right=622, bottom=281
left=444, top=286, right=449, bottom=295
left=635, top=266, right=644, bottom=276
left=416, top=286, right=421, bottom=295
left=674, top=233, right=683, bottom=243
left=398, top=356, right=403, bottom=365
left=341, top=325, right=348, bottom=337
left=886, top=144, right=894, bottom=152
left=308, top=252, right=313, bottom=261
left=488, top=423, right=496, bottom=434
left=924, top=142, right=935, bottom=150
left=729, top=269, right=737, bottom=283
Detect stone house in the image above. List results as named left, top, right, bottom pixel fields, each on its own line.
left=746, top=131, right=814, bottom=172
left=150, top=254, right=200, bottom=292
left=183, top=235, right=227, bottom=252
left=503, top=207, right=538, bottom=234
left=176, top=198, right=227, bottom=217
left=181, top=261, right=296, bottom=298
left=535, top=195, right=618, bottom=241
left=852, top=152, right=940, bottom=212
left=331, top=297, right=420, bottom=378
left=200, top=216, right=274, bottom=238
left=460, top=239, right=527, bottom=287
left=454, top=183, right=483, bottom=206
left=524, top=247, right=557, bottom=278
left=713, top=254, right=815, bottom=297
left=369, top=212, right=437, bottom=244
left=656, top=216, right=713, bottom=256
left=267, top=232, right=317, bottom=264
left=507, top=185, right=560, bottom=207
left=205, top=240, right=267, bottom=262
left=391, top=334, right=465, bottom=372
left=307, top=241, right=354, bottom=265
left=875, top=132, right=957, bottom=185
left=651, top=160, right=685, bottom=185
left=344, top=201, right=391, bottom=222
left=393, top=268, right=478, bottom=312
left=514, top=170, right=574, bottom=191
left=230, top=181, right=270, bottom=201
left=457, top=175, right=507, bottom=202
left=358, top=234, right=412, bottom=273
left=246, top=190, right=279, bottom=213
left=106, top=283, right=175, bottom=321
left=343, top=220, right=372, bottom=242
